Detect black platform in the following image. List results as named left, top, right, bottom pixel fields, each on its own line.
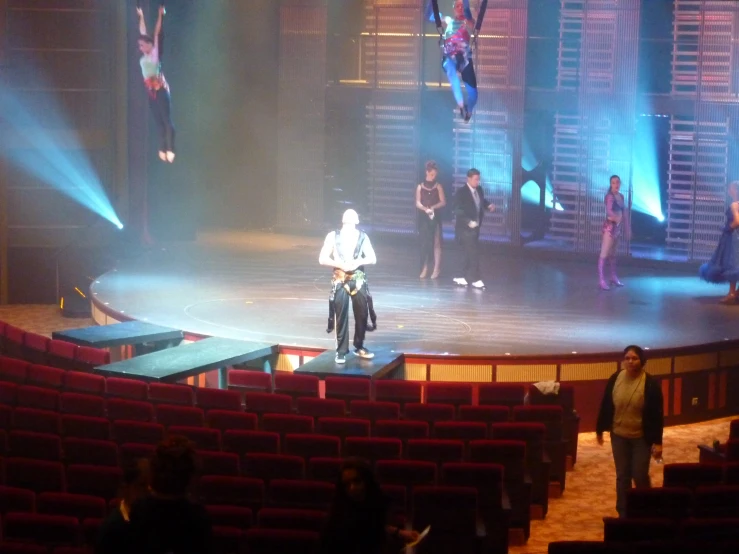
left=295, top=348, right=403, bottom=379
left=52, top=321, right=183, bottom=351
left=95, top=336, right=278, bottom=386
left=89, top=231, right=736, bottom=357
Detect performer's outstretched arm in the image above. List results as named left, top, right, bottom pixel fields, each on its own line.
left=137, top=7, right=147, bottom=36
left=153, top=6, right=165, bottom=50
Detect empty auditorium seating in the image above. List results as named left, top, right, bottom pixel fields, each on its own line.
left=119, top=443, right=156, bottom=466
left=374, top=380, right=422, bottom=409
left=8, top=430, right=62, bottom=461
left=111, top=421, right=164, bottom=445
left=107, top=398, right=154, bottom=422
left=223, top=430, right=280, bottom=455
left=46, top=340, right=78, bottom=371
left=63, top=438, right=119, bottom=467
left=61, top=415, right=109, bottom=441
left=344, top=437, right=402, bottom=463
left=60, top=392, right=106, bottom=418
left=244, top=453, right=305, bottom=481
left=27, top=364, right=65, bottom=389
left=16, top=385, right=59, bottom=412
left=205, top=505, right=253, bottom=530
left=267, top=479, right=334, bottom=510
left=4, top=458, right=65, bottom=493
left=0, top=485, right=36, bottom=514
left=434, top=421, right=488, bottom=441
left=37, top=492, right=107, bottom=520
left=603, top=517, right=678, bottom=542
left=374, top=420, right=429, bottom=441
left=274, top=372, right=319, bottom=401
left=693, top=485, right=739, bottom=518
left=625, top=487, right=693, bottom=520
left=207, top=410, right=258, bottom=432
left=407, top=439, right=464, bottom=465
left=156, top=404, right=205, bottom=428
left=284, top=434, right=341, bottom=460
left=105, top=377, right=148, bottom=400
left=412, top=486, right=479, bottom=554
left=479, top=383, right=527, bottom=407
left=13, top=408, right=60, bottom=434
left=296, top=397, right=346, bottom=419
left=63, top=372, right=105, bottom=395
left=307, top=457, right=343, bottom=483
left=244, top=392, right=293, bottom=416
left=349, top=400, right=400, bottom=421
left=148, top=383, right=195, bottom=406
left=74, top=346, right=110, bottom=372
left=317, top=417, right=370, bottom=442
left=404, top=402, right=455, bottom=423
left=257, top=507, right=326, bottom=532
left=22, top=334, right=51, bottom=365
left=0, top=357, right=29, bottom=383
left=199, top=451, right=241, bottom=476
left=3, top=513, right=80, bottom=547
left=168, top=426, right=221, bottom=451
left=663, top=463, right=724, bottom=489
left=324, top=376, right=370, bottom=403
left=66, top=465, right=122, bottom=500
left=262, top=413, right=314, bottom=435
left=228, top=368, right=272, bottom=392
left=375, top=460, right=437, bottom=489
left=244, top=528, right=319, bottom=554
left=198, top=476, right=264, bottom=510
left=196, top=388, right=242, bottom=412
left=425, top=382, right=473, bottom=407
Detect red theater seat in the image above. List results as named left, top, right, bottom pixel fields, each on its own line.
left=107, top=398, right=155, bottom=422
left=412, top=486, right=479, bottom=554
left=469, top=440, right=528, bottom=484
left=63, top=371, right=105, bottom=395
left=0, top=485, right=36, bottom=514
left=478, top=383, right=527, bottom=407
left=27, top=364, right=64, bottom=389
left=374, top=420, right=429, bottom=441
left=195, top=387, right=242, bottom=412
left=317, top=417, right=370, bottom=442
left=324, top=376, right=370, bottom=403
left=228, top=369, right=272, bottom=392
left=274, top=372, right=319, bottom=401
left=16, top=385, right=60, bottom=411
left=105, top=377, right=148, bottom=400
left=23, top=334, right=51, bottom=364
left=207, top=410, right=258, bottom=432
left=244, top=392, right=293, bottom=415
left=262, top=413, right=314, bottom=435
left=407, top=439, right=464, bottom=465
left=625, top=487, right=693, bottom=520
left=727, top=462, right=739, bottom=485
left=307, top=457, right=343, bottom=483
left=405, top=402, right=455, bottom=424
left=284, top=434, right=341, bottom=460
left=156, top=404, right=205, bottom=428
left=66, top=465, right=122, bottom=500
left=375, top=460, right=437, bottom=488
left=244, top=528, right=319, bottom=554
left=112, top=421, right=164, bottom=445
left=205, top=505, right=253, bottom=530
left=374, top=380, right=422, bottom=410
left=119, top=443, right=156, bottom=466
left=9, top=430, right=62, bottom=461
left=344, top=437, right=402, bottom=463
left=244, top=453, right=305, bottom=482
left=37, top=492, right=107, bottom=520
left=4, top=458, right=65, bottom=493
left=63, top=438, right=119, bottom=467
left=0, top=357, right=29, bottom=384
left=296, top=397, right=346, bottom=419
left=60, top=392, right=106, bottom=418
left=0, top=382, right=17, bottom=408
left=603, top=517, right=678, bottom=542
left=663, top=463, right=724, bottom=489
left=61, top=415, right=109, bottom=441
left=74, top=346, right=110, bottom=371
left=168, top=426, right=221, bottom=451
left=223, top=430, right=280, bottom=455
left=257, top=507, right=326, bottom=532
left=199, top=451, right=241, bottom=477
left=148, top=383, right=195, bottom=406
left=46, top=340, right=78, bottom=371
left=268, top=479, right=334, bottom=510
left=4, top=325, right=26, bottom=359
left=349, top=400, right=400, bottom=421
left=693, top=485, right=739, bottom=518
left=681, top=517, right=739, bottom=541
left=3, top=513, right=80, bottom=546
left=13, top=407, right=60, bottom=434
left=199, top=476, right=264, bottom=510
left=425, top=382, right=473, bottom=407
left=434, top=421, right=488, bottom=441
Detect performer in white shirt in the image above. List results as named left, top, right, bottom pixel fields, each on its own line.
left=319, top=210, right=378, bottom=364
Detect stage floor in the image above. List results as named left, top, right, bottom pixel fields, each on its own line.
left=91, top=230, right=738, bottom=357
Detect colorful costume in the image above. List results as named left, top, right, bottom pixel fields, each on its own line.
left=599, top=191, right=625, bottom=289
left=140, top=46, right=175, bottom=156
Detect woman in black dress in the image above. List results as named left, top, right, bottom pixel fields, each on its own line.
left=415, top=160, right=447, bottom=279
left=320, top=458, right=419, bottom=554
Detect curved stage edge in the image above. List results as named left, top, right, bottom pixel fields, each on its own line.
left=89, top=232, right=739, bottom=431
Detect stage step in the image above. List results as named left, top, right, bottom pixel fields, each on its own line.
left=294, top=348, right=403, bottom=380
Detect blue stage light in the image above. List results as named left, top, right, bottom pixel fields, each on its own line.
left=0, top=82, right=123, bottom=231
left=631, top=114, right=665, bottom=222
left=522, top=140, right=563, bottom=211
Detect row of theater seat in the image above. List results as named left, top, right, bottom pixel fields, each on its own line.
left=0, top=323, right=109, bottom=373
left=625, top=484, right=739, bottom=519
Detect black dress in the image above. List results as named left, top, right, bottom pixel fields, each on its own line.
left=418, top=181, right=442, bottom=270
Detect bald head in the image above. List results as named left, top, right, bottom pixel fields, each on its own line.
left=342, top=209, right=359, bottom=226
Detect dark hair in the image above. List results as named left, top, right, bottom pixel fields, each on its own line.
left=623, top=345, right=647, bottom=367
left=123, top=458, right=150, bottom=486
left=425, top=160, right=438, bottom=173
left=324, top=458, right=388, bottom=547
left=138, top=34, right=154, bottom=44
left=610, top=175, right=620, bottom=183
left=467, top=168, right=481, bottom=178
left=150, top=436, right=197, bottom=496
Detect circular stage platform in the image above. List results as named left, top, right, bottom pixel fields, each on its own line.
left=90, top=231, right=738, bottom=358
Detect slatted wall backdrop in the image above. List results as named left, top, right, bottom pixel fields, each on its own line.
left=550, top=0, right=640, bottom=254
left=276, top=0, right=328, bottom=228
left=666, top=0, right=739, bottom=261
left=451, top=0, right=529, bottom=245
left=363, top=0, right=422, bottom=233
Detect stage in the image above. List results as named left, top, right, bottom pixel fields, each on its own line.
left=90, top=230, right=738, bottom=358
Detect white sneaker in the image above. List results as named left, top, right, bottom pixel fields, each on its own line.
left=471, top=280, right=485, bottom=289
left=453, top=277, right=468, bottom=286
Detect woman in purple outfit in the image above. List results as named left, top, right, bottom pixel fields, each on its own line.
left=699, top=181, right=739, bottom=303
left=599, top=175, right=627, bottom=290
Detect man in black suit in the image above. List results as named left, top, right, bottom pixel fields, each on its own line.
left=453, top=168, right=495, bottom=288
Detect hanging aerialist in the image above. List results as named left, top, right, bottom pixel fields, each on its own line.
left=427, top=0, right=487, bottom=123
left=136, top=5, right=175, bottom=163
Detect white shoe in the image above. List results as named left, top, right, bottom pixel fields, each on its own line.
left=158, top=151, right=167, bottom=161
left=471, top=280, right=485, bottom=289
left=166, top=151, right=176, bottom=163
left=453, top=278, right=468, bottom=286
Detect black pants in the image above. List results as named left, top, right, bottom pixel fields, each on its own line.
left=419, top=218, right=441, bottom=270
left=334, top=284, right=369, bottom=355
left=459, top=228, right=481, bottom=283
left=149, top=88, right=175, bottom=153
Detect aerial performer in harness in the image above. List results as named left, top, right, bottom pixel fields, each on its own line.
left=136, top=4, right=175, bottom=163
left=427, top=0, right=488, bottom=123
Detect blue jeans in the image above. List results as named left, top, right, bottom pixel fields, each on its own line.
left=443, top=56, right=478, bottom=113
left=610, top=433, right=652, bottom=517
